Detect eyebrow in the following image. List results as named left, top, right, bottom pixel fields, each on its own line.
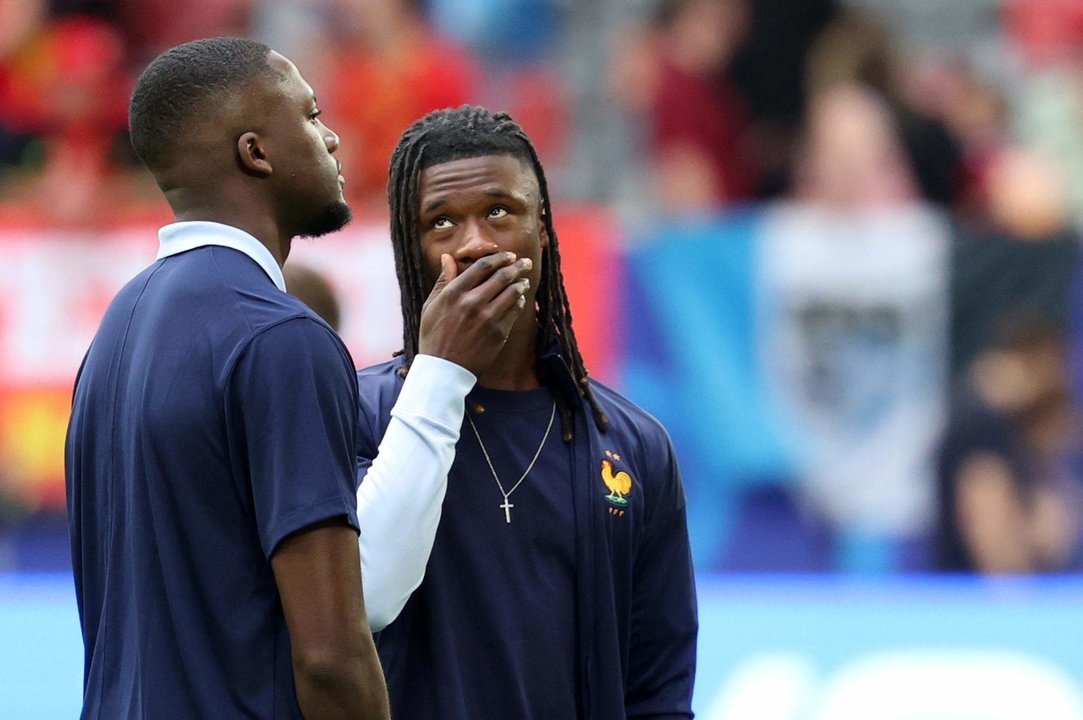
left=421, top=190, right=518, bottom=215
left=422, top=198, right=448, bottom=214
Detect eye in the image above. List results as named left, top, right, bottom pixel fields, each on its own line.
left=309, top=109, right=322, bottom=123
left=488, top=207, right=509, bottom=219
left=433, top=217, right=454, bottom=229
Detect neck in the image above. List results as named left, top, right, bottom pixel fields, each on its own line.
left=167, top=190, right=291, bottom=266
left=476, top=313, right=540, bottom=391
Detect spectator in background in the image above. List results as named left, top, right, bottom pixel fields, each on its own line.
left=648, top=0, right=756, bottom=211
left=612, top=0, right=758, bottom=214
left=806, top=10, right=964, bottom=208
left=902, top=60, right=1013, bottom=227
left=320, top=0, right=480, bottom=210
left=792, top=83, right=917, bottom=208
left=937, top=317, right=1083, bottom=574
left=0, top=7, right=129, bottom=223
left=0, top=471, right=30, bottom=571
left=757, top=80, right=950, bottom=571
left=0, top=0, right=47, bottom=168
left=1008, top=0, right=1083, bottom=227
left=727, top=0, right=837, bottom=197
left=950, top=149, right=1079, bottom=377
left=284, top=261, right=342, bottom=332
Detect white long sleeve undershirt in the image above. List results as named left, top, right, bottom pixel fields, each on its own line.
left=356, top=354, right=476, bottom=632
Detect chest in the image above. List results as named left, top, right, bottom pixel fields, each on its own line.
left=446, top=411, right=575, bottom=548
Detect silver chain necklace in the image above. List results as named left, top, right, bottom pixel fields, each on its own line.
left=466, top=400, right=556, bottom=524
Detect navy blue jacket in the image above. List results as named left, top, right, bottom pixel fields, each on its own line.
left=356, top=351, right=697, bottom=719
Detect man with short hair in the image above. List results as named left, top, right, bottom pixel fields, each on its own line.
left=355, top=106, right=698, bottom=719
left=66, top=41, right=529, bottom=719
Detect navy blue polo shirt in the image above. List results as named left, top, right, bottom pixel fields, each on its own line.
left=66, top=222, right=360, bottom=719
left=360, top=384, right=579, bottom=719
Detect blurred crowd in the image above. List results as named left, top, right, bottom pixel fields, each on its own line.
left=0, top=0, right=568, bottom=222
left=4, top=0, right=1083, bottom=575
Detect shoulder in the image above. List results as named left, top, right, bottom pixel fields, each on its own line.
left=211, top=249, right=317, bottom=335
left=233, top=315, right=356, bottom=402
left=201, top=249, right=352, bottom=364
left=164, top=246, right=317, bottom=337
left=356, top=356, right=407, bottom=383
left=588, top=378, right=674, bottom=455
left=355, top=357, right=407, bottom=422
left=249, top=313, right=347, bottom=353
left=356, top=357, right=407, bottom=394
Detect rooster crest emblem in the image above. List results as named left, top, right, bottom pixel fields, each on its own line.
left=601, top=450, right=632, bottom=507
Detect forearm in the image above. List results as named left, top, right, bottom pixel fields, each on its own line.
left=273, top=522, right=390, bottom=720
left=357, top=354, right=475, bottom=631
left=293, top=637, right=389, bottom=719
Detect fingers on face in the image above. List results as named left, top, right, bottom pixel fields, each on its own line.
left=424, top=252, right=532, bottom=340
left=492, top=278, right=531, bottom=333
left=448, top=251, right=517, bottom=291
left=472, top=258, right=532, bottom=303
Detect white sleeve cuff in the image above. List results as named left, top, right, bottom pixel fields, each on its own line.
left=393, top=354, right=477, bottom=429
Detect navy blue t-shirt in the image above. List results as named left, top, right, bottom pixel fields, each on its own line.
left=359, top=384, right=579, bottom=719
left=66, top=245, right=360, bottom=719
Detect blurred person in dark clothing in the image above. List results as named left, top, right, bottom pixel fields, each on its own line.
left=950, top=149, right=1079, bottom=377
left=284, top=261, right=343, bottom=332
left=937, top=317, right=1083, bottom=574
left=727, top=0, right=837, bottom=197
left=904, top=61, right=1014, bottom=227
left=805, top=10, right=964, bottom=207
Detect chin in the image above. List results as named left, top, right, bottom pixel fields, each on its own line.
left=298, top=200, right=352, bottom=238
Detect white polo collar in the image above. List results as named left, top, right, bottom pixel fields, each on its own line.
left=157, top=221, right=286, bottom=292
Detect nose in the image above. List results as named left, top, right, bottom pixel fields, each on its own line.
left=324, top=125, right=340, bottom=154
left=452, top=220, right=498, bottom=265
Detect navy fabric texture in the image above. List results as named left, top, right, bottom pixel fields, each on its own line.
left=67, top=246, right=360, bottom=719
left=356, top=352, right=698, bottom=720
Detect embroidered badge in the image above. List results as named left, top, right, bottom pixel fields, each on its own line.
left=601, top=450, right=632, bottom=516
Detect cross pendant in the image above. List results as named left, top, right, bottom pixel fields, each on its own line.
left=500, top=499, right=514, bottom=524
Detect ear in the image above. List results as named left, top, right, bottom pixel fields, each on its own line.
left=237, top=131, right=273, bottom=176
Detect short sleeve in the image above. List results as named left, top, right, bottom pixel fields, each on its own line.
left=227, top=318, right=360, bottom=557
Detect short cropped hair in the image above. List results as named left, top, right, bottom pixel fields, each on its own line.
left=129, top=37, right=279, bottom=170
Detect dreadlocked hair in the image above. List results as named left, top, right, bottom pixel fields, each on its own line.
left=386, top=105, right=609, bottom=442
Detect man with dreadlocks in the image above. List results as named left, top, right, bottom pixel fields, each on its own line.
left=352, top=105, right=697, bottom=719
